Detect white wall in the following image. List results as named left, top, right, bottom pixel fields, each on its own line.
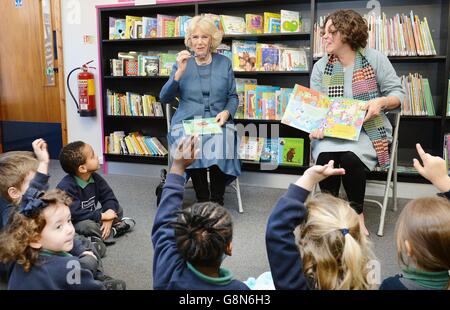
left=61, top=0, right=156, bottom=163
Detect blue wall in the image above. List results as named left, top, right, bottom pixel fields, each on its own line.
left=2, top=121, right=63, bottom=159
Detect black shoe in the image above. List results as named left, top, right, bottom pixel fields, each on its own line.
left=92, top=239, right=106, bottom=258
left=101, top=276, right=126, bottom=290
left=112, top=217, right=136, bottom=238
left=91, top=235, right=114, bottom=247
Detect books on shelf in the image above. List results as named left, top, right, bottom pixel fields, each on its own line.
left=245, top=14, right=263, bottom=34
left=235, top=78, right=257, bottom=119
left=220, top=15, right=246, bottom=34
left=239, top=136, right=265, bottom=161
left=400, top=73, right=435, bottom=116
left=105, top=131, right=168, bottom=157
left=142, top=17, right=158, bottom=38
left=216, top=43, right=232, bottom=61
left=182, top=118, right=223, bottom=135
left=280, top=10, right=300, bottom=33
left=278, top=137, right=304, bottom=166
left=232, top=40, right=257, bottom=71
left=106, top=90, right=163, bottom=117
left=314, top=11, right=437, bottom=58
left=264, top=12, right=281, bottom=34
left=282, top=84, right=366, bottom=141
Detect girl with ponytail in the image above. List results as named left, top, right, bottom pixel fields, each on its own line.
left=266, top=161, right=375, bottom=289
left=152, top=136, right=248, bottom=290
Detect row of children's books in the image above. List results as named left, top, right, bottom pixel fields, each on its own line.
left=313, top=11, right=436, bottom=58
left=105, top=131, right=168, bottom=157
left=205, top=10, right=302, bottom=34
left=109, top=15, right=192, bottom=39
left=110, top=52, right=177, bottom=76
left=400, top=74, right=435, bottom=116
left=106, top=90, right=164, bottom=117
left=239, top=136, right=304, bottom=167
left=234, top=79, right=293, bottom=121
left=231, top=40, right=309, bottom=72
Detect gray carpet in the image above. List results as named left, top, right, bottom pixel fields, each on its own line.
left=47, top=161, right=404, bottom=290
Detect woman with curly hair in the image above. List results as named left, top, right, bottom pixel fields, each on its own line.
left=309, top=10, right=405, bottom=235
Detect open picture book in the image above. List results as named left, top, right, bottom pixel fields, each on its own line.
left=281, top=84, right=366, bottom=141
left=182, top=117, right=223, bottom=135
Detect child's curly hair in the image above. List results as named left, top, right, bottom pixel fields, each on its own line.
left=0, top=189, right=72, bottom=272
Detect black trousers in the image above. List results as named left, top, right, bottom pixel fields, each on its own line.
left=316, top=151, right=367, bottom=214
left=189, top=165, right=226, bottom=205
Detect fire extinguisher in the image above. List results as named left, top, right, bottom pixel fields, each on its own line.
left=67, top=60, right=97, bottom=117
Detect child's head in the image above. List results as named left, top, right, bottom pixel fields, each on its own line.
left=59, top=141, right=100, bottom=176
left=0, top=151, right=38, bottom=204
left=396, top=197, right=450, bottom=275
left=172, top=202, right=233, bottom=268
left=299, top=193, right=375, bottom=290
left=0, top=189, right=74, bottom=272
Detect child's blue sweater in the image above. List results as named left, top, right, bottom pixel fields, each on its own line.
left=152, top=173, right=249, bottom=290
left=8, top=252, right=104, bottom=290
left=57, top=172, right=120, bottom=224
left=266, top=184, right=311, bottom=290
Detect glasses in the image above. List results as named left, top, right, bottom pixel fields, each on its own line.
left=190, top=34, right=210, bottom=42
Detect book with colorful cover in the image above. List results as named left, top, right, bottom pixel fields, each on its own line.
left=244, top=85, right=257, bottom=119
left=159, top=53, right=177, bottom=76
left=280, top=47, right=308, bottom=71
left=260, top=138, right=279, bottom=164
left=232, top=40, right=257, bottom=71
left=278, top=137, right=304, bottom=166
left=245, top=14, right=263, bottom=34
left=257, top=44, right=280, bottom=71
left=239, top=136, right=265, bottom=161
left=142, top=17, right=158, bottom=38
left=220, top=15, right=246, bottom=34
left=280, top=10, right=300, bottom=33
left=216, top=43, right=232, bottom=61
left=125, top=16, right=142, bottom=39
left=183, top=118, right=223, bottom=135
left=264, top=13, right=281, bottom=33
left=281, top=84, right=366, bottom=141
left=115, top=19, right=126, bottom=39
left=235, top=78, right=257, bottom=119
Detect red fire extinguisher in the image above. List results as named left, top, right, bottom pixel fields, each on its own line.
left=67, top=60, right=97, bottom=117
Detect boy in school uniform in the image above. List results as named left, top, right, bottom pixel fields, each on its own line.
left=57, top=141, right=135, bottom=243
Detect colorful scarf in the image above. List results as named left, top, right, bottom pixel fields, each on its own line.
left=322, top=49, right=390, bottom=169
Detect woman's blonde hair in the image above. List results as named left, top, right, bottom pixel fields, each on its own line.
left=395, top=197, right=450, bottom=288
left=299, top=193, right=375, bottom=290
left=185, top=15, right=223, bottom=52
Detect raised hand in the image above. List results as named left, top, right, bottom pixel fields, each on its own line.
left=32, top=138, right=50, bottom=175
left=174, top=50, right=192, bottom=81
left=171, top=135, right=200, bottom=176
left=295, top=160, right=345, bottom=191
left=413, top=143, right=450, bottom=192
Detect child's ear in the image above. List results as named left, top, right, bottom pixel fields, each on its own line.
left=7, top=186, right=22, bottom=201
left=225, top=241, right=233, bottom=256
left=404, top=240, right=413, bottom=257
left=29, top=239, right=42, bottom=250
left=78, top=164, right=87, bottom=174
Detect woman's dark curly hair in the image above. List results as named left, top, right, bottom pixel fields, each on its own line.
left=322, top=10, right=368, bottom=51
left=172, top=202, right=232, bottom=267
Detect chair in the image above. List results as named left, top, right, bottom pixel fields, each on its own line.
left=165, top=103, right=244, bottom=213
left=310, top=112, right=400, bottom=237
left=364, top=112, right=400, bottom=237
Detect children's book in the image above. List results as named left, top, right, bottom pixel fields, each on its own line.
left=281, top=84, right=366, bottom=141
left=232, top=40, right=257, bottom=71
left=278, top=138, right=304, bottom=167
left=183, top=118, right=223, bottom=135
left=280, top=47, right=308, bottom=71
left=245, top=14, right=263, bottom=34
left=142, top=17, right=158, bottom=38
left=235, top=78, right=257, bottom=119
left=216, top=43, right=232, bottom=61
left=220, top=15, right=246, bottom=34
left=264, top=13, right=281, bottom=33
left=260, top=138, right=279, bottom=164
left=280, top=10, right=300, bottom=33
left=239, top=136, right=265, bottom=161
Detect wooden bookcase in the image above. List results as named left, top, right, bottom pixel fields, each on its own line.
left=97, top=0, right=450, bottom=182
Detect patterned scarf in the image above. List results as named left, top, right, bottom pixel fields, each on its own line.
left=322, top=49, right=389, bottom=169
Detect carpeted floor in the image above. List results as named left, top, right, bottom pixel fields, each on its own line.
left=47, top=161, right=404, bottom=290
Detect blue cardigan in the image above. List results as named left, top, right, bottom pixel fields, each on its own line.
left=266, top=184, right=311, bottom=290
left=151, top=173, right=249, bottom=290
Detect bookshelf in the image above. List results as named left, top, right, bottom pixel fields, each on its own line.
left=97, top=0, right=450, bottom=182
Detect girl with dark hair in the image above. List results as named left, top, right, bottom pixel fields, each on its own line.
left=152, top=136, right=248, bottom=290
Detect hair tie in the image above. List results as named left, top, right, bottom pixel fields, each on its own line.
left=340, top=228, right=349, bottom=236
left=19, top=188, right=47, bottom=218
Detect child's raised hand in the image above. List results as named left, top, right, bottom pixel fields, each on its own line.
left=295, top=160, right=345, bottom=191
left=413, top=143, right=450, bottom=192
left=32, top=139, right=50, bottom=164
left=171, top=135, right=200, bottom=176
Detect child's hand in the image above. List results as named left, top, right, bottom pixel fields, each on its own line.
left=309, top=129, right=324, bottom=140
left=295, top=160, right=345, bottom=191
left=32, top=139, right=50, bottom=163
left=101, top=220, right=114, bottom=239
left=81, top=251, right=97, bottom=260
left=101, top=209, right=117, bottom=221
left=413, top=143, right=450, bottom=192
left=171, top=135, right=200, bottom=176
